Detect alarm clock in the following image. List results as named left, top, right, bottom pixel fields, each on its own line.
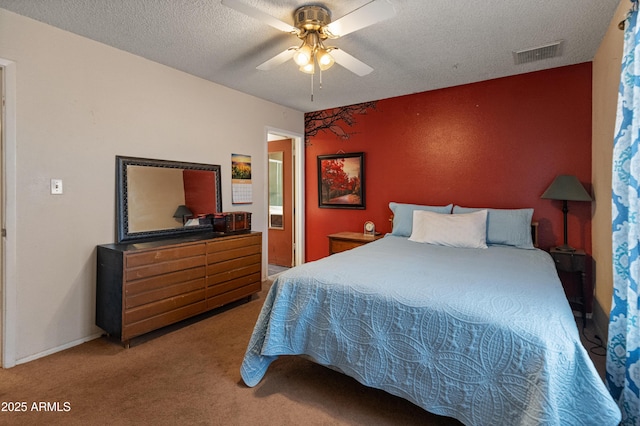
left=364, top=221, right=376, bottom=236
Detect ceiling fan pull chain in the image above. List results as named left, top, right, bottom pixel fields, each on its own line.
left=310, top=72, right=314, bottom=102
left=319, top=68, right=323, bottom=90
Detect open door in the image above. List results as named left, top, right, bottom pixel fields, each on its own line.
left=268, top=138, right=293, bottom=268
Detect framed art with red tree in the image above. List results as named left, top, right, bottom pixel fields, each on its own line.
left=317, top=152, right=365, bottom=209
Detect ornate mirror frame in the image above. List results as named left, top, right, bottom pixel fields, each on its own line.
left=116, top=155, right=222, bottom=243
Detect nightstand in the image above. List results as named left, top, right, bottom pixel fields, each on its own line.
left=549, top=247, right=589, bottom=328
left=328, top=231, right=384, bottom=255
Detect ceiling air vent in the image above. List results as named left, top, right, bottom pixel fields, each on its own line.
left=513, top=41, right=563, bottom=65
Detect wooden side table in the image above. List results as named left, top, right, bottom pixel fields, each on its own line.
left=328, top=231, right=384, bottom=255
left=549, top=247, right=589, bottom=328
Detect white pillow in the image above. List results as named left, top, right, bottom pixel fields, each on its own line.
left=389, top=202, right=453, bottom=236
left=409, top=209, right=488, bottom=249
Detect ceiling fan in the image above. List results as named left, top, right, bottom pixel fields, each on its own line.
left=221, top=0, right=396, bottom=77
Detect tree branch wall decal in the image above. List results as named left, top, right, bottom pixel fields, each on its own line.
left=305, top=101, right=378, bottom=145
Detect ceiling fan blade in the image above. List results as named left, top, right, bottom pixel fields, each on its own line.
left=325, top=0, right=396, bottom=37
left=221, top=0, right=298, bottom=34
left=330, top=49, right=373, bottom=76
left=256, top=48, right=295, bottom=71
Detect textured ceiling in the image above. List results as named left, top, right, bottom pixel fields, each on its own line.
left=0, top=0, right=622, bottom=112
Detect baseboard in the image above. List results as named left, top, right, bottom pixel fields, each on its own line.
left=592, top=297, right=609, bottom=344
left=15, top=332, right=102, bottom=366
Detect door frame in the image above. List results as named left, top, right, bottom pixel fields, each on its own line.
left=1, top=58, right=17, bottom=368
left=265, top=127, right=304, bottom=268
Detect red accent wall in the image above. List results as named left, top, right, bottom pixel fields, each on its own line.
left=183, top=169, right=217, bottom=216
left=304, top=63, right=593, bottom=261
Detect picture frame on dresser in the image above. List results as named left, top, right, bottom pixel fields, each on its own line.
left=317, top=152, right=365, bottom=209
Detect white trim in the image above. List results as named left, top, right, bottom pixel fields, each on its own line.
left=0, top=58, right=17, bottom=368
left=15, top=333, right=102, bottom=365
left=293, top=134, right=305, bottom=266
left=265, top=127, right=305, bottom=268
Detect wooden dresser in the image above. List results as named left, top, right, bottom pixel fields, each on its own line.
left=96, top=232, right=261, bottom=346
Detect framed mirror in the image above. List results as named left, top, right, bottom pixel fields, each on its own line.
left=116, top=156, right=222, bottom=243
left=268, top=151, right=284, bottom=229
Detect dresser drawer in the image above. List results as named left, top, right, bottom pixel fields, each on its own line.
left=207, top=234, right=261, bottom=254
left=124, top=289, right=206, bottom=323
left=126, top=267, right=206, bottom=296
left=207, top=282, right=261, bottom=310
left=123, top=299, right=208, bottom=341
left=328, top=232, right=383, bottom=255
left=126, top=255, right=205, bottom=281
left=126, top=244, right=206, bottom=268
left=125, top=277, right=206, bottom=309
left=330, top=239, right=362, bottom=254
left=208, top=244, right=261, bottom=263
left=207, top=263, right=261, bottom=286
left=206, top=272, right=261, bottom=299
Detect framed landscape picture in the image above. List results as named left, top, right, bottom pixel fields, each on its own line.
left=317, top=152, right=365, bottom=209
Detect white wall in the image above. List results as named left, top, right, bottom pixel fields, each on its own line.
left=0, top=9, right=304, bottom=364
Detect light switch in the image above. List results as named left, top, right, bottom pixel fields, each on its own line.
left=51, top=179, right=63, bottom=195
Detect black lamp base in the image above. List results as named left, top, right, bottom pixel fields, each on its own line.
left=558, top=200, right=575, bottom=252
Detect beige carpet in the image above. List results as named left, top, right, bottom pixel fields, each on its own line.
left=0, top=281, right=463, bottom=426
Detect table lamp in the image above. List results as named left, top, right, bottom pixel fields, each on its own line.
left=173, top=205, right=192, bottom=224
left=541, top=175, right=592, bottom=252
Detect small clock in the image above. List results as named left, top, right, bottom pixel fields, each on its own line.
left=364, top=221, right=376, bottom=236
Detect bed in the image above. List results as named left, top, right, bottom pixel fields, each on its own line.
left=240, top=204, right=621, bottom=425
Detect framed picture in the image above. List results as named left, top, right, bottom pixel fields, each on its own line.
left=317, top=152, right=365, bottom=209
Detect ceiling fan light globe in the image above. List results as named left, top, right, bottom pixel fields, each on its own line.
left=318, top=61, right=334, bottom=71
left=293, top=44, right=312, bottom=66
left=317, top=50, right=335, bottom=71
left=299, top=62, right=315, bottom=74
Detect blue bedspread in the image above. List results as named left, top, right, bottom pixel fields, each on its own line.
left=241, top=235, right=621, bottom=425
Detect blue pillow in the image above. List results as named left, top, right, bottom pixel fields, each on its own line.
left=389, top=202, right=453, bottom=237
left=452, top=206, right=534, bottom=249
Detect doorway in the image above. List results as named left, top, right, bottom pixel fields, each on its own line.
left=268, top=136, right=293, bottom=276
left=267, top=130, right=303, bottom=278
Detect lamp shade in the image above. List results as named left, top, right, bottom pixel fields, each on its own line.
left=293, top=43, right=312, bottom=67
left=173, top=205, right=192, bottom=219
left=541, top=175, right=592, bottom=201
left=316, top=48, right=335, bottom=71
